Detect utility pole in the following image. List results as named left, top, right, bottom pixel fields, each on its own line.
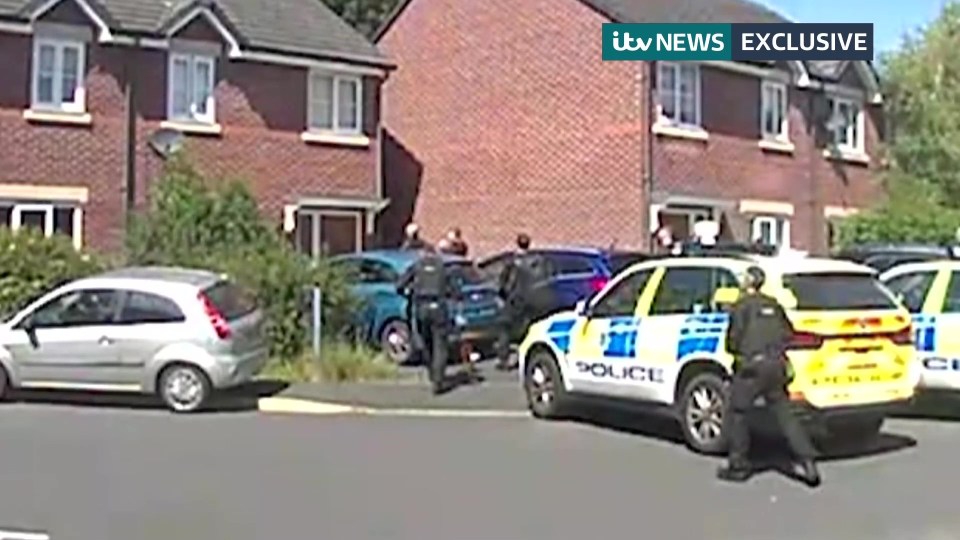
left=643, top=60, right=656, bottom=252
left=808, top=86, right=826, bottom=255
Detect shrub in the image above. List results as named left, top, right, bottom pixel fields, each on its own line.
left=125, top=156, right=357, bottom=359
left=262, top=341, right=398, bottom=383
left=0, top=227, right=103, bottom=318
left=834, top=180, right=960, bottom=248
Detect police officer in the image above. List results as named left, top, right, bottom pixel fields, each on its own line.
left=718, top=265, right=821, bottom=487
left=397, top=251, right=457, bottom=394
left=494, top=233, right=539, bottom=371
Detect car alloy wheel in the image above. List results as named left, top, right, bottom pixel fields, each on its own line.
left=523, top=351, right=567, bottom=419
left=686, top=384, right=724, bottom=445
left=679, top=371, right=729, bottom=454
left=160, top=364, right=210, bottom=413
left=380, top=320, right=413, bottom=365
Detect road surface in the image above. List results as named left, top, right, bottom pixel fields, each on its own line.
left=0, top=398, right=957, bottom=540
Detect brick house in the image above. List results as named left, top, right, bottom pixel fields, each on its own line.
left=0, top=0, right=394, bottom=256
left=375, top=0, right=884, bottom=257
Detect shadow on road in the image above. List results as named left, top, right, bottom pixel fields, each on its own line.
left=893, top=393, right=960, bottom=422
left=7, top=380, right=290, bottom=413
left=558, top=400, right=917, bottom=484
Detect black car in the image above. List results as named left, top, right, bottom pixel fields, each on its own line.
left=833, top=243, right=959, bottom=273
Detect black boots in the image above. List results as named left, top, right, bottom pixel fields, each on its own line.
left=717, top=459, right=821, bottom=487
left=795, top=459, right=821, bottom=488
left=716, top=462, right=753, bottom=483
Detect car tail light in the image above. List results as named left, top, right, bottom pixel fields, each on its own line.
left=589, top=276, right=608, bottom=292
left=788, top=331, right=824, bottom=350
left=888, top=325, right=913, bottom=345
left=198, top=292, right=231, bottom=340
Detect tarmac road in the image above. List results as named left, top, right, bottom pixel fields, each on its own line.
left=0, top=398, right=958, bottom=540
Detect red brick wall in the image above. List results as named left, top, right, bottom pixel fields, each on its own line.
left=379, top=0, right=647, bottom=258
left=0, top=3, right=381, bottom=253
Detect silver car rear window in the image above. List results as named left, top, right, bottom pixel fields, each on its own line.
left=203, top=281, right=257, bottom=320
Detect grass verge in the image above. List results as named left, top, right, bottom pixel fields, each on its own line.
left=262, top=340, right=399, bottom=383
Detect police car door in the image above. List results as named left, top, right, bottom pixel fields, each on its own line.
left=910, top=268, right=960, bottom=388
left=565, top=268, right=654, bottom=399
left=880, top=266, right=944, bottom=384
left=635, top=265, right=738, bottom=404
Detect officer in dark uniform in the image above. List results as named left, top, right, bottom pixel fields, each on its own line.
left=397, top=252, right=457, bottom=394
left=494, top=233, right=539, bottom=371
left=718, top=265, right=821, bottom=487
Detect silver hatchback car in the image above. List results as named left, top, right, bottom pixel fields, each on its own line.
left=0, top=266, right=269, bottom=412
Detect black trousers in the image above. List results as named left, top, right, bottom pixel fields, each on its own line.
left=495, top=302, right=530, bottom=364
left=415, top=301, right=449, bottom=386
left=726, top=357, right=816, bottom=465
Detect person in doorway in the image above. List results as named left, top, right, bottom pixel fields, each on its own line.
left=717, top=265, right=821, bottom=487
left=438, top=227, right=469, bottom=257
left=401, top=223, right=431, bottom=251
left=653, top=224, right=674, bottom=255
left=396, top=251, right=457, bottom=394
left=494, top=233, right=539, bottom=371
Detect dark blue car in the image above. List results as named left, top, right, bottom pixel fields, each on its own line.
left=477, top=247, right=651, bottom=321
left=330, top=250, right=503, bottom=364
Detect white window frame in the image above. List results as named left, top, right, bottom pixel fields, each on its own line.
left=7, top=203, right=83, bottom=249
left=167, top=52, right=217, bottom=124
left=307, top=71, right=363, bottom=135
left=656, top=62, right=701, bottom=128
left=828, top=96, right=865, bottom=153
left=751, top=216, right=790, bottom=248
left=760, top=80, right=789, bottom=141
left=31, top=37, right=86, bottom=113
left=295, top=208, right=363, bottom=258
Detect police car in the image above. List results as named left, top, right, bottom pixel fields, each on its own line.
left=518, top=252, right=920, bottom=454
left=880, top=260, right=960, bottom=393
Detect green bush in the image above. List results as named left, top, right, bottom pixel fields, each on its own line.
left=0, top=227, right=103, bottom=319
left=125, top=156, right=358, bottom=359
left=834, top=179, right=960, bottom=248
left=261, top=341, right=398, bottom=383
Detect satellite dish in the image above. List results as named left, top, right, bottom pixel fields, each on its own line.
left=148, top=128, right=184, bottom=159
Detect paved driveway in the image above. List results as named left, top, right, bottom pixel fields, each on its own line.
left=0, top=399, right=956, bottom=540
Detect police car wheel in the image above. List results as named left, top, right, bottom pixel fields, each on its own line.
left=678, top=372, right=728, bottom=455
left=379, top=320, right=414, bottom=365
left=524, top=350, right=568, bottom=419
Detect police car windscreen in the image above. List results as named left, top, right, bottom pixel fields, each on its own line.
left=782, top=272, right=899, bottom=311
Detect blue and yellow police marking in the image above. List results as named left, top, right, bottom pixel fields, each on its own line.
left=912, top=314, right=937, bottom=353
left=601, top=317, right=639, bottom=358
left=546, top=318, right=576, bottom=353
left=676, top=313, right=727, bottom=360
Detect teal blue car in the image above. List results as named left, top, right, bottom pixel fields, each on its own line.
left=330, top=250, right=504, bottom=364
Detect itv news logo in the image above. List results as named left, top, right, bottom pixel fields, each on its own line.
left=602, top=23, right=873, bottom=61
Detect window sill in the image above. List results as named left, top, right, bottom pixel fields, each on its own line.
left=652, top=122, right=709, bottom=141
left=160, top=120, right=223, bottom=136
left=823, top=147, right=870, bottom=165
left=23, top=109, right=92, bottom=126
left=758, top=139, right=795, bottom=154
left=300, top=131, right=371, bottom=148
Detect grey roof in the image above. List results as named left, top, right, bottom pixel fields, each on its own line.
left=1, top=0, right=388, bottom=66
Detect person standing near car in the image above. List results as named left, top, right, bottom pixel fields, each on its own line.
left=401, top=223, right=432, bottom=251
left=396, top=251, right=457, bottom=394
left=718, top=265, right=821, bottom=487
left=494, top=233, right=538, bottom=371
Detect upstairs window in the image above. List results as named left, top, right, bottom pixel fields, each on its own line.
left=761, top=80, right=788, bottom=141
left=308, top=72, right=363, bottom=134
left=31, top=38, right=85, bottom=113
left=828, top=96, right=864, bottom=153
left=657, top=62, right=700, bottom=127
left=168, top=53, right=216, bottom=124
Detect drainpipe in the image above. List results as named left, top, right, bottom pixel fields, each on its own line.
left=644, top=61, right=656, bottom=252
left=123, top=39, right=139, bottom=227
left=808, top=84, right=826, bottom=255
